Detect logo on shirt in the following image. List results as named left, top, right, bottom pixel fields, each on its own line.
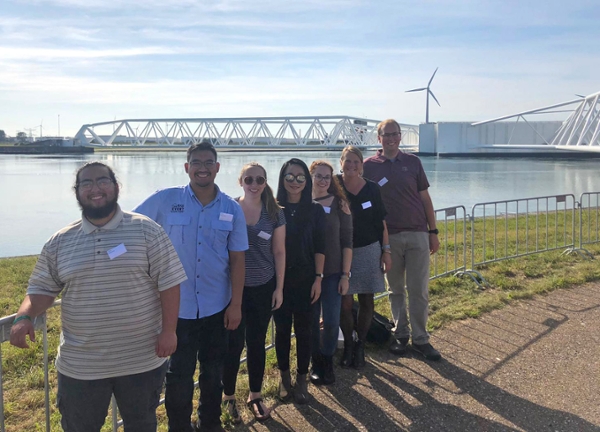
left=171, top=204, right=185, bottom=213
left=402, top=166, right=408, bottom=171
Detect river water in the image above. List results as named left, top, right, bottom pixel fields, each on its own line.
left=1, top=151, right=599, bottom=258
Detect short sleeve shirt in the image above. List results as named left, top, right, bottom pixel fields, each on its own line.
left=26, top=206, right=188, bottom=380
left=134, top=185, right=249, bottom=319
left=363, top=150, right=430, bottom=234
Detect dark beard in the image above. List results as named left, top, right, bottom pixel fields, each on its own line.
left=77, top=195, right=119, bottom=220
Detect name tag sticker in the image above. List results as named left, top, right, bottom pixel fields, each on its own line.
left=219, top=212, right=234, bottom=222
left=362, top=201, right=372, bottom=210
left=107, top=243, right=127, bottom=260
left=258, top=231, right=272, bottom=240
left=378, top=177, right=389, bottom=187
left=323, top=206, right=331, bottom=214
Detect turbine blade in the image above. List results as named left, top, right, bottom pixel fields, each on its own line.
left=429, top=90, right=441, bottom=107
left=406, top=87, right=427, bottom=93
left=428, top=67, right=439, bottom=86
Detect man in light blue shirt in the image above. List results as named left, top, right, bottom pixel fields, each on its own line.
left=134, top=141, right=248, bottom=432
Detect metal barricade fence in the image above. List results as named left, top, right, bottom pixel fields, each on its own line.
left=469, top=194, right=577, bottom=268
left=431, top=206, right=468, bottom=280
left=578, top=192, right=600, bottom=248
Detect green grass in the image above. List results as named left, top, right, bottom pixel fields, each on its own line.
left=2, top=212, right=600, bottom=430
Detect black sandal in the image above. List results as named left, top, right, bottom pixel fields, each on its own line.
left=247, top=398, right=271, bottom=422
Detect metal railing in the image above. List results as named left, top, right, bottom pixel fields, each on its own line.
left=2, top=191, right=600, bottom=431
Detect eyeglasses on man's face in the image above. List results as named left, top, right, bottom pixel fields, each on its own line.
left=313, top=174, right=332, bottom=182
left=189, top=160, right=216, bottom=169
left=243, top=176, right=266, bottom=185
left=284, top=173, right=306, bottom=184
left=77, top=177, right=114, bottom=191
left=379, top=131, right=401, bottom=138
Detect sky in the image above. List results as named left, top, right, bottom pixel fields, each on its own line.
left=1, top=0, right=599, bottom=137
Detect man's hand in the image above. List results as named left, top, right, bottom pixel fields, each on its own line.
left=156, top=331, right=177, bottom=357
left=338, top=277, right=350, bottom=296
left=381, top=252, right=392, bottom=274
left=272, top=288, right=283, bottom=311
left=429, top=234, right=440, bottom=255
left=310, top=279, right=322, bottom=304
left=224, top=304, right=242, bottom=330
left=10, top=319, right=35, bottom=349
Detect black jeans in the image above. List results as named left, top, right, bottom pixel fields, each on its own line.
left=223, top=277, right=276, bottom=395
left=165, top=309, right=227, bottom=432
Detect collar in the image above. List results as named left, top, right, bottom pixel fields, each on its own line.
left=185, top=183, right=222, bottom=207
left=376, top=149, right=403, bottom=162
left=81, top=204, right=124, bottom=234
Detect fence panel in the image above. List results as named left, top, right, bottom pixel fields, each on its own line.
left=470, top=194, right=577, bottom=267
left=431, top=206, right=468, bottom=280
left=579, top=192, right=600, bottom=247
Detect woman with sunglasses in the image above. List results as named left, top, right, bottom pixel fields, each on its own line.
left=222, top=162, right=286, bottom=422
left=274, top=158, right=326, bottom=405
left=308, top=160, right=353, bottom=386
left=337, top=146, right=391, bottom=369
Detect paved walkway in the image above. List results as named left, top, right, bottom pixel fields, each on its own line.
left=235, top=282, right=600, bottom=431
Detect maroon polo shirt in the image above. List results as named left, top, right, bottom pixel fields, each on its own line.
left=363, top=149, right=430, bottom=234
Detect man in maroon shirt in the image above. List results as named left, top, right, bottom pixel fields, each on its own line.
left=363, top=119, right=441, bottom=361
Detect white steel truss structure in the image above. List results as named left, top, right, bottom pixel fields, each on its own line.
left=473, top=91, right=600, bottom=152
left=74, top=116, right=419, bottom=149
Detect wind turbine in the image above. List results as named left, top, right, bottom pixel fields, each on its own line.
left=406, top=68, right=441, bottom=124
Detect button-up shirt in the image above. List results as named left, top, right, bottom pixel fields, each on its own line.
left=134, top=185, right=248, bottom=319
left=363, top=150, right=430, bottom=234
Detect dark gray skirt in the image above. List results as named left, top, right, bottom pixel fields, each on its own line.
left=348, top=241, right=386, bottom=295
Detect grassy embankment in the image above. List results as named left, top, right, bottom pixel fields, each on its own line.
left=1, top=208, right=599, bottom=431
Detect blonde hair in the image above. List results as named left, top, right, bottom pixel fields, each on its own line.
left=239, top=162, right=282, bottom=221
left=309, top=160, right=349, bottom=213
left=340, top=145, right=364, bottom=163
left=376, top=119, right=402, bottom=136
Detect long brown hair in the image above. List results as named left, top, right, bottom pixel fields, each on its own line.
left=309, top=160, right=350, bottom=213
left=239, top=162, right=282, bottom=221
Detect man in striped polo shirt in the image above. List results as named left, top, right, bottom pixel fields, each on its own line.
left=10, top=162, right=187, bottom=432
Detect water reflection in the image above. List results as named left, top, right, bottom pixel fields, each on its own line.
left=1, top=152, right=599, bottom=257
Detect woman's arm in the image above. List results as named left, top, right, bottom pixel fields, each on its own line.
left=271, top=224, right=286, bottom=310
left=380, top=220, right=392, bottom=274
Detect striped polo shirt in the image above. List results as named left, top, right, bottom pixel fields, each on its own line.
left=27, top=206, right=187, bottom=380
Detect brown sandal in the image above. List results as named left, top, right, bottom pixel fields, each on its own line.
left=247, top=398, right=271, bottom=422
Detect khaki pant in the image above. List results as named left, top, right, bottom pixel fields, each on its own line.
left=386, top=231, right=430, bottom=344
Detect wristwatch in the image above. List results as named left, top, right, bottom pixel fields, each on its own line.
left=341, top=272, right=351, bottom=280
left=428, top=229, right=439, bottom=235
left=315, top=273, right=324, bottom=278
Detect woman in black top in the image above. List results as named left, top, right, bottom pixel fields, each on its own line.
left=275, top=158, right=326, bottom=405
left=337, top=146, right=391, bottom=369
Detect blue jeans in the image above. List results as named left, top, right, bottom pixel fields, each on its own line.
left=57, top=362, right=167, bottom=432
left=311, top=274, right=342, bottom=357
left=165, top=309, right=227, bottom=432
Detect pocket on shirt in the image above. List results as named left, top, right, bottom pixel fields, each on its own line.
left=211, top=219, right=233, bottom=256
left=166, top=215, right=191, bottom=245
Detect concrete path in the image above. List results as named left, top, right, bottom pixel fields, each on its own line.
left=235, top=282, right=600, bottom=431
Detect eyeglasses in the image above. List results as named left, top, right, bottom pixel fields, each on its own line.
left=243, top=176, right=266, bottom=185
left=284, top=173, right=306, bottom=184
left=313, top=174, right=332, bottom=182
left=379, top=131, right=401, bottom=138
left=77, top=177, right=114, bottom=191
left=189, top=160, right=216, bottom=169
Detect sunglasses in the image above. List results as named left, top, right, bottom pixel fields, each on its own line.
left=243, top=176, right=266, bottom=185
left=284, top=173, right=306, bottom=184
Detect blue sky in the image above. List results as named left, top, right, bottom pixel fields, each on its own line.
left=1, top=0, right=599, bottom=137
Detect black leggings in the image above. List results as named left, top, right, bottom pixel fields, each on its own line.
left=223, top=278, right=276, bottom=395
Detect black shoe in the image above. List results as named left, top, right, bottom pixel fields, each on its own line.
left=278, top=369, right=293, bottom=402
left=352, top=340, right=366, bottom=369
left=411, top=342, right=442, bottom=361
left=310, top=354, right=324, bottom=385
left=294, top=373, right=309, bottom=405
left=389, top=337, right=410, bottom=356
left=322, top=355, right=335, bottom=385
left=222, top=399, right=242, bottom=424
left=340, top=340, right=354, bottom=368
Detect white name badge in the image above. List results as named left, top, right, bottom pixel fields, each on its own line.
left=107, top=243, right=127, bottom=260
left=219, top=212, right=234, bottom=222
left=258, top=231, right=272, bottom=240
left=378, top=177, right=389, bottom=187
left=362, top=201, right=372, bottom=210
left=323, top=206, right=331, bottom=214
